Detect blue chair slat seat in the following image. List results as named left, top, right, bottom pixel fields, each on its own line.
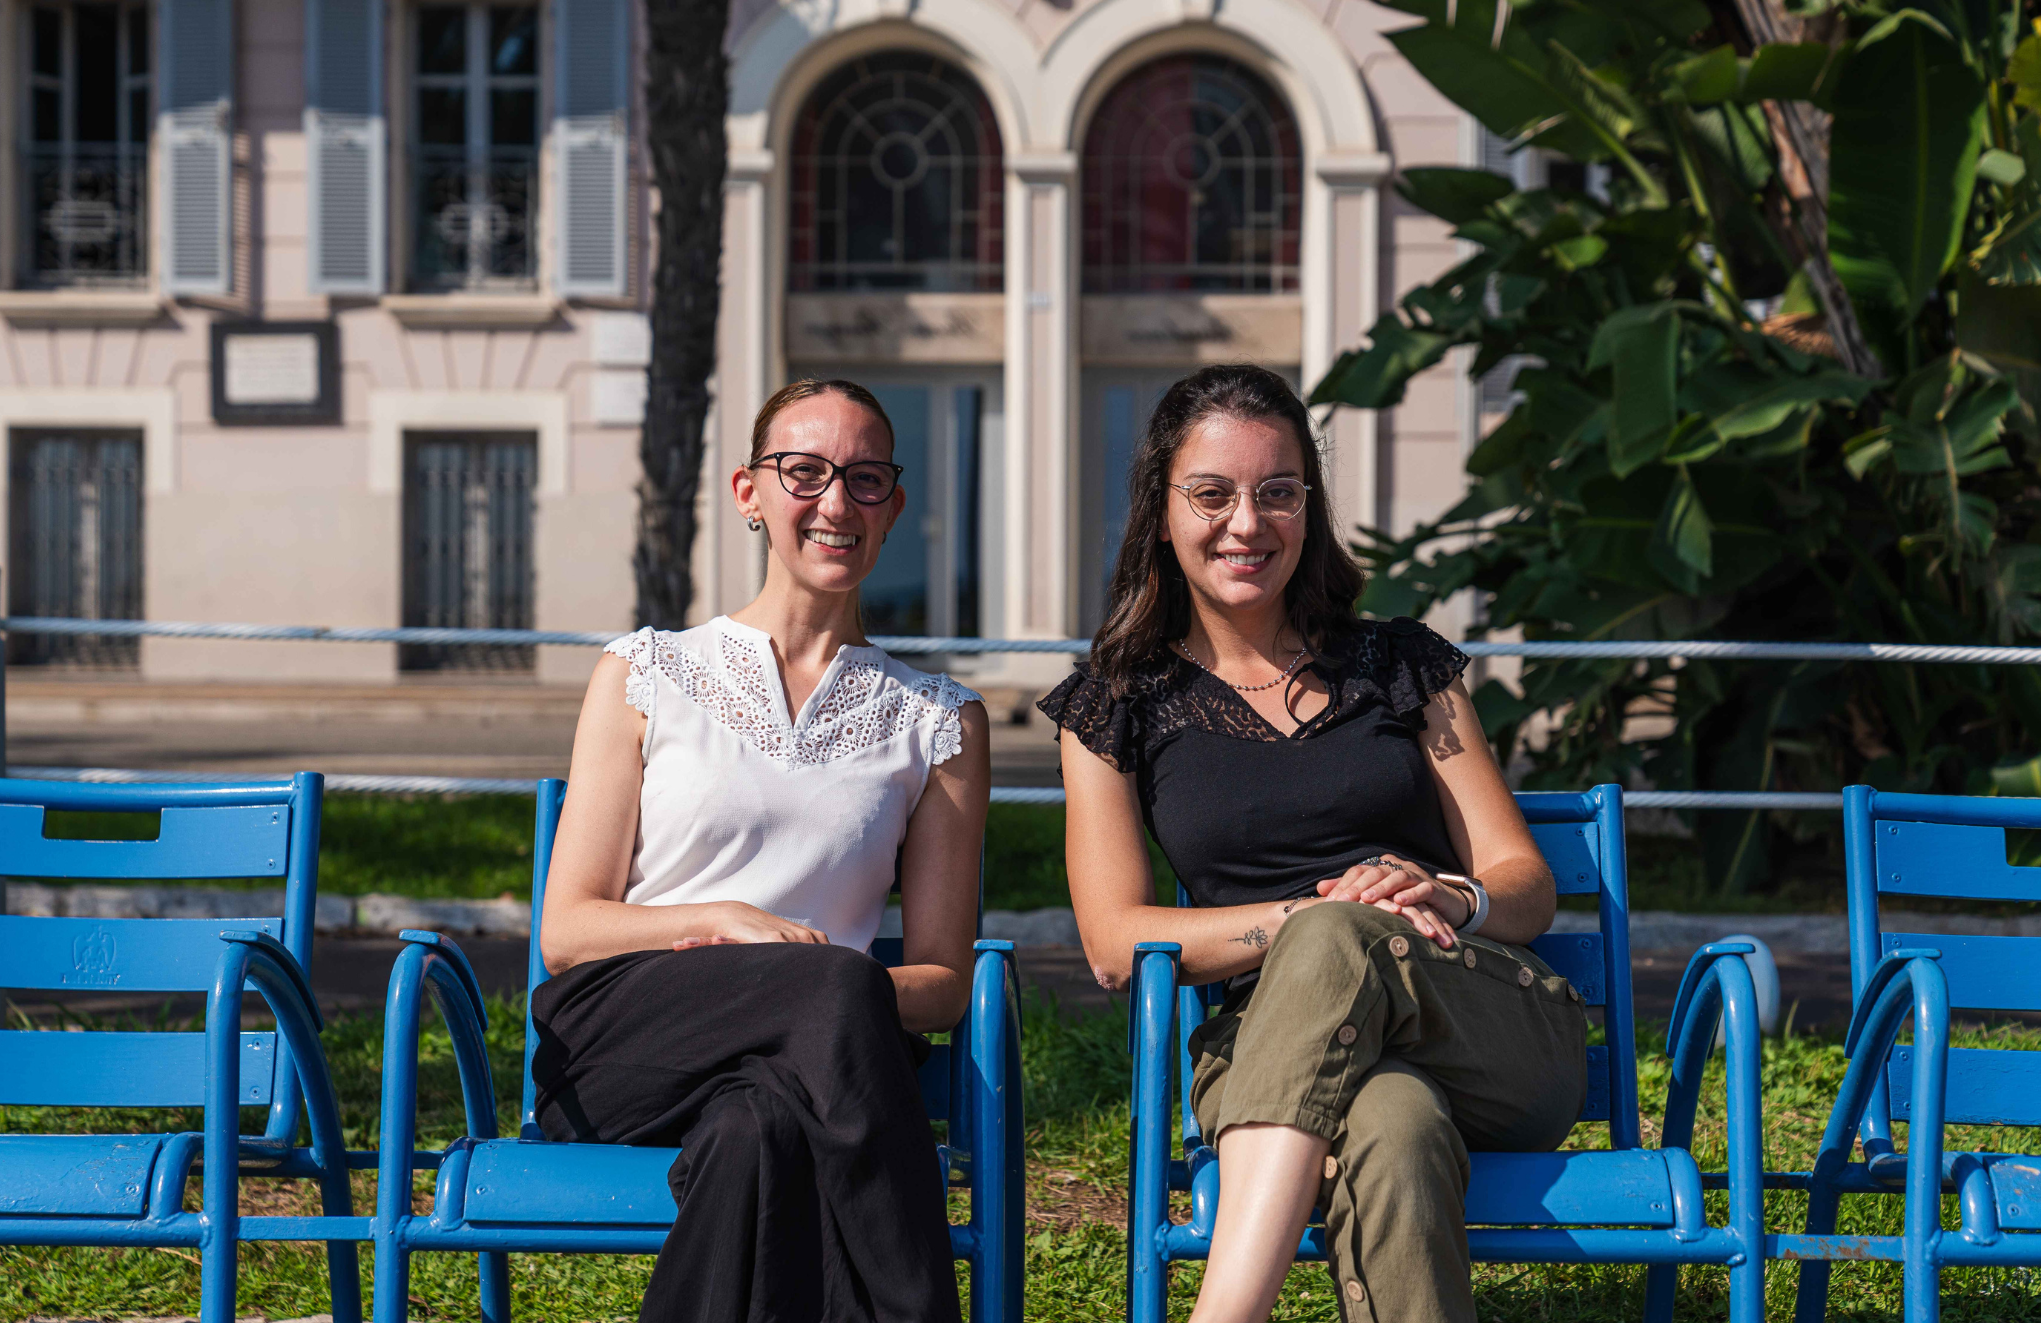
left=0, top=773, right=362, bottom=1323
left=1783, top=787, right=2041, bottom=1323
left=373, top=778, right=1024, bottom=1323
left=1127, top=785, right=1770, bottom=1323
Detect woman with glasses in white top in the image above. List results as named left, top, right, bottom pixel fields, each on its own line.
left=530, top=378, right=990, bottom=1323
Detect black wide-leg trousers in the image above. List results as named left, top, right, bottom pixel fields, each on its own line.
left=529, top=942, right=960, bottom=1323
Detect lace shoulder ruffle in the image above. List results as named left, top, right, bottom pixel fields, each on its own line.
left=603, top=626, right=663, bottom=717
left=909, top=672, right=982, bottom=767
left=1371, top=617, right=1470, bottom=729
left=1037, top=664, right=1139, bottom=771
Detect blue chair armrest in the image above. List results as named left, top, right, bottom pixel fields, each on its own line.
left=383, top=931, right=498, bottom=1145
left=1810, top=951, right=1949, bottom=1179
left=1844, top=948, right=1942, bottom=1058
left=398, top=929, right=490, bottom=1033
left=1664, top=942, right=1754, bottom=1058
left=1658, top=943, right=1766, bottom=1273
left=203, top=932, right=357, bottom=1282
left=222, top=929, right=325, bottom=1032
left=1127, top=944, right=1183, bottom=1303
left=214, top=930, right=349, bottom=1164
left=1662, top=943, right=1759, bottom=1151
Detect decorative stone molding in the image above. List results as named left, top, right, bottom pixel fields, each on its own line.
left=0, top=289, right=167, bottom=327
left=1081, top=294, right=1304, bottom=367
left=381, top=293, right=563, bottom=329
left=785, top=292, right=1006, bottom=364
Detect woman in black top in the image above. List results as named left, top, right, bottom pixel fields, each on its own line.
left=1043, top=365, right=1586, bottom=1323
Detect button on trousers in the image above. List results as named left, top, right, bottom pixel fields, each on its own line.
left=529, top=943, right=961, bottom=1323
left=1188, top=902, right=1589, bottom=1323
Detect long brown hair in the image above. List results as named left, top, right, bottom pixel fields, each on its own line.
left=749, top=378, right=894, bottom=462
left=1091, top=364, right=1366, bottom=696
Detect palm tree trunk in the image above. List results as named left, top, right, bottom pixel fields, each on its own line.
left=1726, top=0, right=1885, bottom=379
left=635, top=0, right=730, bottom=629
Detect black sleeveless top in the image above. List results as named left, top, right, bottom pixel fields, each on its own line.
left=1038, top=618, right=1470, bottom=911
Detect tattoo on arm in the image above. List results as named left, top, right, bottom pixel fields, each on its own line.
left=1231, top=926, right=1269, bottom=948
left=1282, top=898, right=1306, bottom=914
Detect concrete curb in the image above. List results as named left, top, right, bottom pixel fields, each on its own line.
left=7, top=885, right=2035, bottom=952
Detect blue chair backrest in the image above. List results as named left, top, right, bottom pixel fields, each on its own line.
left=1175, top=784, right=1638, bottom=1149
left=1844, top=786, right=2041, bottom=1131
left=518, top=778, right=981, bottom=1139
left=0, top=773, right=323, bottom=1138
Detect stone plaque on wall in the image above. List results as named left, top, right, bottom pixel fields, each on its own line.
left=1081, top=295, right=1304, bottom=367
left=785, top=293, right=1005, bottom=364
left=209, top=320, right=342, bottom=425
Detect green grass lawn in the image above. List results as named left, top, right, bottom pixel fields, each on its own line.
left=5, top=993, right=2040, bottom=1321
left=38, top=797, right=1839, bottom=914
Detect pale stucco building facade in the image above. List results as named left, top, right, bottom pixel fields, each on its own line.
left=0, top=0, right=1487, bottom=690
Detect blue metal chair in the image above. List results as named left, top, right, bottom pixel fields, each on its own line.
left=1127, top=784, right=1770, bottom=1323
left=374, top=777, right=1024, bottom=1323
left=0, top=772, right=361, bottom=1323
left=1780, top=786, right=2041, bottom=1323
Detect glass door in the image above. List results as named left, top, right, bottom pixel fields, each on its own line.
left=1079, top=372, right=1175, bottom=634
left=835, top=376, right=998, bottom=641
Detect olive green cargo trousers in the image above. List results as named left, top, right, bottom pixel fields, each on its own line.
left=1187, top=900, right=1589, bottom=1323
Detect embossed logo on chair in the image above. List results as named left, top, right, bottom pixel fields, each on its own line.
left=65, top=927, right=120, bottom=986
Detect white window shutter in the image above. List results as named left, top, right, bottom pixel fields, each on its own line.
left=160, top=0, right=234, bottom=295
left=306, top=0, right=386, bottom=294
left=553, top=0, right=627, bottom=298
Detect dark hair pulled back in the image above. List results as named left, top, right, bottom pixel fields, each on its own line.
left=749, top=378, right=894, bottom=462
left=1090, top=363, right=1366, bottom=696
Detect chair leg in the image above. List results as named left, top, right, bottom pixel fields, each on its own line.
left=326, top=1239, right=364, bottom=1323
left=1727, top=1246, right=1764, bottom=1323
left=373, top=1226, right=411, bottom=1323
left=1902, top=1241, right=1941, bottom=1323
left=1642, top=1262, right=1678, bottom=1323
left=1792, top=1184, right=1842, bottom=1323
left=478, top=1249, right=512, bottom=1323
left=198, top=1227, right=236, bottom=1323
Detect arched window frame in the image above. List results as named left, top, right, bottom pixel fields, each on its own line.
left=1081, top=54, right=1302, bottom=294
left=788, top=51, right=1005, bottom=293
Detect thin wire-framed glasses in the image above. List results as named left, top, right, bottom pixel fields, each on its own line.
left=751, top=451, right=904, bottom=505
left=1170, top=476, right=1311, bottom=521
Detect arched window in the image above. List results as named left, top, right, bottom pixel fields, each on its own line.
left=1082, top=55, right=1301, bottom=293
left=789, top=52, right=1003, bottom=292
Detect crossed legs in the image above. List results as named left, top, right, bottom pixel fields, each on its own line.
left=1187, top=902, right=1585, bottom=1323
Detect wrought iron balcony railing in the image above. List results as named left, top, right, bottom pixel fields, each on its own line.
left=412, top=149, right=538, bottom=290
left=22, top=144, right=149, bottom=285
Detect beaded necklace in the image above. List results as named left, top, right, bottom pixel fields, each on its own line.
left=1172, top=639, right=1309, bottom=693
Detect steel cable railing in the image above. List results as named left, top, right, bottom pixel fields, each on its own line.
left=0, top=615, right=2027, bottom=807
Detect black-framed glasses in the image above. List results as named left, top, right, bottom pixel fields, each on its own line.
left=751, top=451, right=903, bottom=505
left=1170, top=476, right=1311, bottom=521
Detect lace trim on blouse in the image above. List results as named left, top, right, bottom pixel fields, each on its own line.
left=605, top=625, right=980, bottom=768
left=1037, top=617, right=1468, bottom=771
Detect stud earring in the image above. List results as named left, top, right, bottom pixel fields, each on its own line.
left=746, top=515, right=762, bottom=531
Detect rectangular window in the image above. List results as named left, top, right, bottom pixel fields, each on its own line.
left=19, top=2, right=151, bottom=285
left=400, top=431, right=536, bottom=671
left=7, top=429, right=145, bottom=668
left=410, top=2, right=539, bottom=289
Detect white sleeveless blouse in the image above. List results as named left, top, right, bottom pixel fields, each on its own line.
left=603, top=616, right=980, bottom=952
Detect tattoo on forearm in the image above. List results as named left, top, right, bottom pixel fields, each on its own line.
left=1282, top=898, right=1306, bottom=914
left=1232, top=926, right=1269, bottom=948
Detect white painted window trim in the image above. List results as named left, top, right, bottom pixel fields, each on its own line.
left=0, top=388, right=177, bottom=601
left=366, top=388, right=568, bottom=497
left=0, top=388, right=178, bottom=495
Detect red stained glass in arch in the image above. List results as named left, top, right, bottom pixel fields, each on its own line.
left=788, top=51, right=1004, bottom=292
left=1082, top=55, right=1301, bottom=293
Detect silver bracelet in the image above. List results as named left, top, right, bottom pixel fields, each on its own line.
left=1437, top=872, right=1489, bottom=935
